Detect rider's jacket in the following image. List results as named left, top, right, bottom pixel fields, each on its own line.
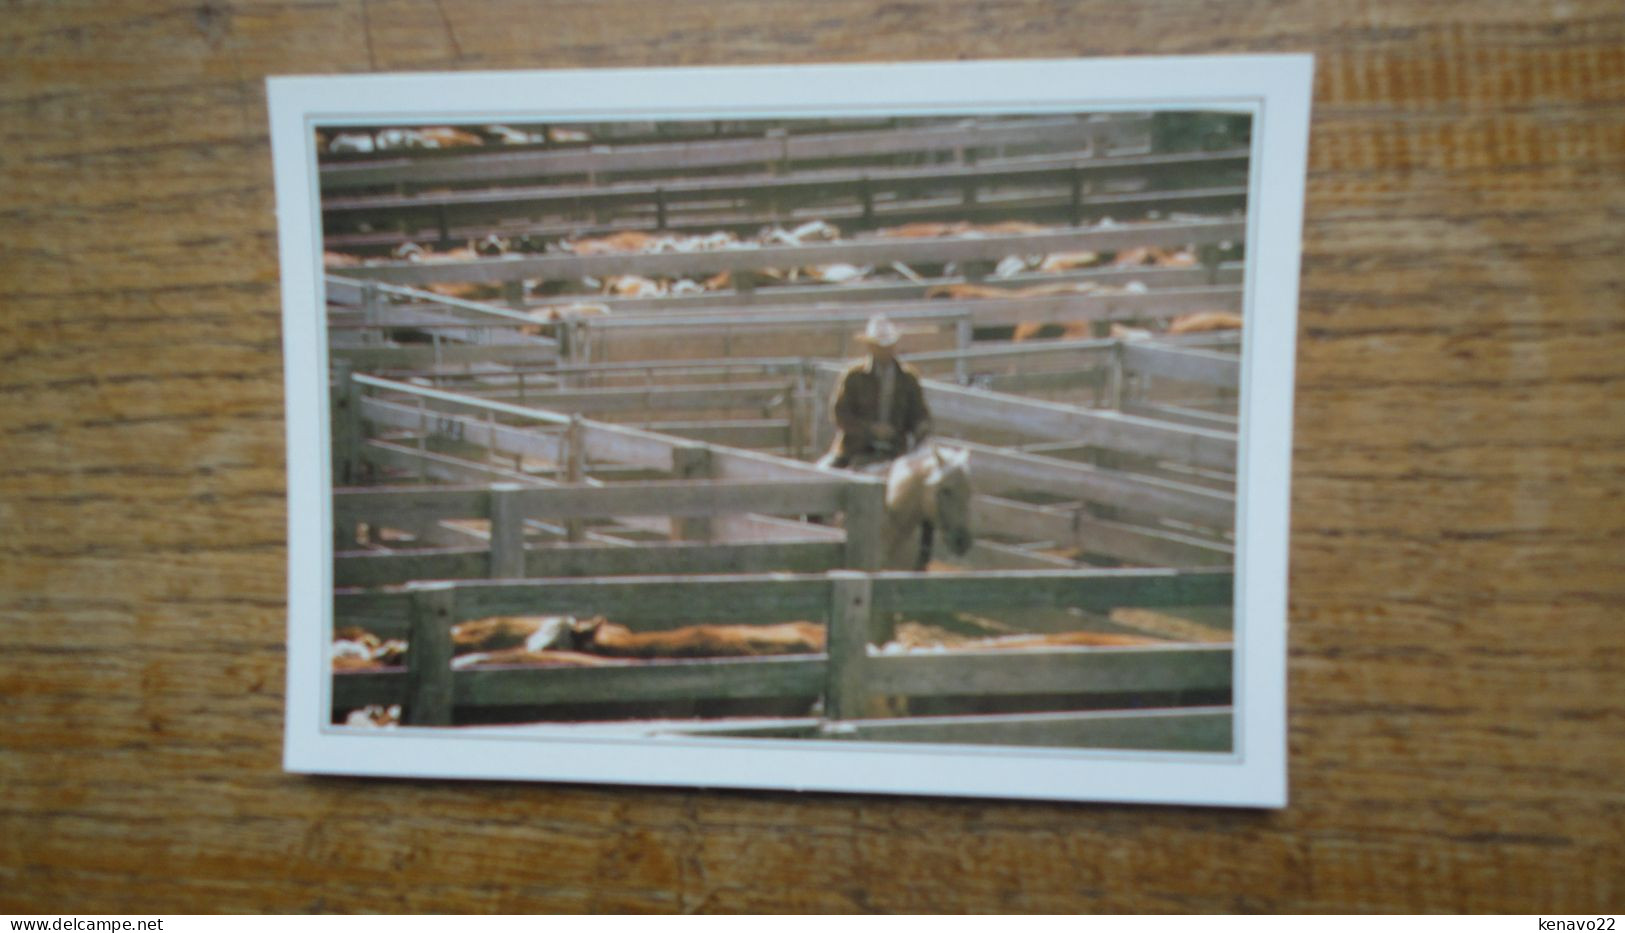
left=828, top=357, right=931, bottom=463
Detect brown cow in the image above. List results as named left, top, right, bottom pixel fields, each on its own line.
left=343, top=704, right=402, bottom=728
left=882, top=620, right=1164, bottom=652
left=446, top=615, right=619, bottom=669
left=973, top=221, right=1047, bottom=236
left=925, top=282, right=1011, bottom=301
left=518, top=302, right=610, bottom=337
left=384, top=240, right=507, bottom=301
left=1168, top=311, right=1244, bottom=334
left=1110, top=245, right=1199, bottom=268
left=569, top=618, right=826, bottom=659
left=600, top=274, right=667, bottom=298
left=417, top=126, right=485, bottom=148
left=447, top=614, right=826, bottom=663
left=1151, top=247, right=1199, bottom=268
left=565, top=231, right=658, bottom=256
left=926, top=281, right=1110, bottom=302
left=548, top=127, right=590, bottom=144
left=874, top=221, right=971, bottom=239
left=1037, top=250, right=1101, bottom=273
left=331, top=626, right=407, bottom=670
left=1108, top=322, right=1156, bottom=341
left=874, top=220, right=1045, bottom=239
left=452, top=615, right=573, bottom=654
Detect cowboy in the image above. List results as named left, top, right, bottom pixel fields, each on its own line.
left=818, top=315, right=932, bottom=470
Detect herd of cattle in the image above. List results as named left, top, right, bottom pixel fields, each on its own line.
left=328, top=124, right=1240, bottom=728
left=318, top=124, right=591, bottom=154
left=323, top=216, right=1243, bottom=340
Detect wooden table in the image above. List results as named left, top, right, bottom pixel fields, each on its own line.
left=2, top=0, right=1621, bottom=913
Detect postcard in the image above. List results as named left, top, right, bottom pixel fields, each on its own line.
left=270, top=55, right=1311, bottom=806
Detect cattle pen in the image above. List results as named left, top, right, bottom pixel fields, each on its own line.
left=320, top=111, right=1248, bottom=752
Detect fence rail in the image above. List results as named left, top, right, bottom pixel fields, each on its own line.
left=319, top=114, right=1152, bottom=191
left=918, top=376, right=1237, bottom=472
left=330, top=568, right=1234, bottom=734
left=342, top=351, right=1236, bottom=568
left=322, top=148, right=1247, bottom=229
left=335, top=219, right=1247, bottom=286
left=1121, top=341, right=1241, bottom=387
left=351, top=371, right=842, bottom=481
left=325, top=184, right=1248, bottom=252
left=809, top=706, right=1232, bottom=750
left=336, top=539, right=848, bottom=587
left=520, top=263, right=1244, bottom=314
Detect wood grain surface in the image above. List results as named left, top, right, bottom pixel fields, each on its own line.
left=3, top=0, right=1622, bottom=914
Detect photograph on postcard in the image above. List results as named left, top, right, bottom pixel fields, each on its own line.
left=322, top=109, right=1244, bottom=744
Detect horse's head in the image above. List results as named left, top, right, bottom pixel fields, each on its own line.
left=925, top=445, right=974, bottom=556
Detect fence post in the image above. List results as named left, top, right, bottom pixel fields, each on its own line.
left=671, top=444, right=714, bottom=542
left=824, top=571, right=874, bottom=721
left=557, top=316, right=574, bottom=374
left=842, top=477, right=886, bottom=572
left=734, top=269, right=758, bottom=302
left=785, top=376, right=804, bottom=461
left=1069, top=165, right=1084, bottom=226
left=1199, top=242, right=1223, bottom=286
left=954, top=316, right=972, bottom=385
left=570, top=318, right=590, bottom=368
left=1107, top=339, right=1126, bottom=412
left=405, top=583, right=456, bottom=726
left=810, top=365, right=837, bottom=456
left=331, top=359, right=362, bottom=488
left=488, top=483, right=527, bottom=579
left=564, top=415, right=586, bottom=542
left=360, top=281, right=381, bottom=343
left=484, top=409, right=498, bottom=466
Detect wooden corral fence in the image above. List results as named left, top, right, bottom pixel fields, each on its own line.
left=563, top=281, right=1241, bottom=365
left=331, top=568, right=1234, bottom=751
left=658, top=704, right=1234, bottom=750
left=318, top=114, right=1247, bottom=250
left=336, top=217, right=1245, bottom=291
left=320, top=111, right=1249, bottom=744
left=320, top=114, right=1155, bottom=195
left=800, top=354, right=1239, bottom=569
left=325, top=276, right=558, bottom=369
left=328, top=270, right=1245, bottom=377
left=900, top=329, right=1240, bottom=416
left=320, top=113, right=1248, bottom=380
left=338, top=370, right=845, bottom=485
left=329, top=332, right=1240, bottom=572
left=528, top=260, right=1244, bottom=312
left=332, top=476, right=886, bottom=587
left=402, top=329, right=1241, bottom=425
left=333, top=370, right=880, bottom=565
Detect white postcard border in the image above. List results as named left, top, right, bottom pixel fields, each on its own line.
left=271, top=55, right=1312, bottom=807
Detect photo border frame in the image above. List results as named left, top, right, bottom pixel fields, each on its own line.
left=270, top=55, right=1312, bottom=807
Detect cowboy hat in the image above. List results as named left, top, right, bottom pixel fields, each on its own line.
left=855, top=314, right=901, bottom=348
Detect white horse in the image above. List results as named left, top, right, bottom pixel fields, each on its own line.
left=864, top=444, right=974, bottom=570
